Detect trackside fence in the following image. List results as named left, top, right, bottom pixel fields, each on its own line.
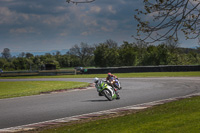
left=0, top=65, right=199, bottom=77
left=0, top=70, right=77, bottom=77
left=84, top=65, right=200, bottom=74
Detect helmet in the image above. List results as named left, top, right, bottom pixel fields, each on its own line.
left=94, top=77, right=99, bottom=83
left=108, top=73, right=111, bottom=76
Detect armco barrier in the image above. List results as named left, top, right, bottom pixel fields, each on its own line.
left=84, top=65, right=200, bottom=74
left=0, top=65, right=199, bottom=77
left=38, top=70, right=76, bottom=76
left=0, top=70, right=76, bottom=77
left=0, top=71, right=39, bottom=77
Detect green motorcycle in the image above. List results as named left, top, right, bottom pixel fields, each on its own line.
left=96, top=80, right=120, bottom=101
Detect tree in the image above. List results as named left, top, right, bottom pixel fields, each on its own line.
left=94, top=39, right=119, bottom=67
left=0, top=58, right=6, bottom=69
left=188, top=51, right=200, bottom=64
left=157, top=44, right=170, bottom=65
left=25, top=53, right=34, bottom=58
left=134, top=0, right=200, bottom=43
left=165, top=37, right=179, bottom=53
left=3, top=61, right=15, bottom=71
left=134, top=40, right=148, bottom=65
left=138, top=44, right=170, bottom=65
left=165, top=38, right=180, bottom=65
left=1, top=48, right=11, bottom=60
left=118, top=42, right=137, bottom=66
left=12, top=57, right=28, bottom=70
left=94, top=44, right=106, bottom=67
left=39, top=53, right=60, bottom=69
left=18, top=52, right=25, bottom=58
left=32, top=56, right=42, bottom=70
left=141, top=45, right=159, bottom=65
left=102, top=39, right=119, bottom=67
left=68, top=42, right=95, bottom=66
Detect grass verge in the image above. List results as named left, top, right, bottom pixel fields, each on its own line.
left=0, top=81, right=89, bottom=99
left=0, top=71, right=200, bottom=79
left=40, top=96, right=200, bottom=133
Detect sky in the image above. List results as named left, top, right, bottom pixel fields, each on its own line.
left=0, top=0, right=199, bottom=55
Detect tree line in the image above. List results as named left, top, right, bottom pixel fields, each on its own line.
left=1, top=39, right=200, bottom=71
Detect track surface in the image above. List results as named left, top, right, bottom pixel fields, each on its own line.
left=0, top=77, right=200, bottom=129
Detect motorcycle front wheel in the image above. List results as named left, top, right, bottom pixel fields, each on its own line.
left=103, top=89, right=113, bottom=101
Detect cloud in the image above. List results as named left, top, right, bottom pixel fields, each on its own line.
left=0, top=0, right=14, bottom=2
left=119, top=0, right=127, bottom=4
left=81, top=31, right=89, bottom=36
left=101, top=26, right=112, bottom=32
left=42, top=14, right=70, bottom=26
left=55, top=6, right=67, bottom=12
left=83, top=19, right=98, bottom=27
left=59, top=32, right=68, bottom=36
left=0, top=7, right=16, bottom=24
left=2, top=0, right=179, bottom=53
left=10, top=27, right=35, bottom=34
left=89, top=6, right=101, bottom=13
left=0, top=6, right=31, bottom=25
left=107, top=5, right=116, bottom=14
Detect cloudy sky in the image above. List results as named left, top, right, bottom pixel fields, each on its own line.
left=0, top=0, right=199, bottom=54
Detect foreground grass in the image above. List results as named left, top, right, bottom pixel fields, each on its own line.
left=0, top=81, right=89, bottom=99
left=41, top=96, right=200, bottom=133
left=0, top=71, right=200, bottom=79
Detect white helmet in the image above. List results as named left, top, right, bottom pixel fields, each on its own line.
left=94, top=77, right=99, bottom=83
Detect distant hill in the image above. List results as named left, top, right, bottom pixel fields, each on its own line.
left=178, top=47, right=200, bottom=54
left=11, top=49, right=69, bottom=57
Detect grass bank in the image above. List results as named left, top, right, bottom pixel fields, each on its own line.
left=41, top=96, right=200, bottom=133
left=0, top=81, right=89, bottom=99
left=0, top=71, right=200, bottom=79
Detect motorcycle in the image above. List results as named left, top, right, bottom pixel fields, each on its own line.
left=96, top=81, right=120, bottom=101
left=108, top=77, right=122, bottom=90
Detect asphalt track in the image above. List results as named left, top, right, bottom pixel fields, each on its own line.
left=0, top=77, right=200, bottom=129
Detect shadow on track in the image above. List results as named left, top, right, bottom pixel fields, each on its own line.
left=83, top=99, right=108, bottom=102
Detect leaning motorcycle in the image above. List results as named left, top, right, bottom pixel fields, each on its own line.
left=111, top=78, right=122, bottom=90
left=96, top=81, right=120, bottom=101
left=108, top=77, right=122, bottom=90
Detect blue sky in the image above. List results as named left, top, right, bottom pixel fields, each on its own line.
left=0, top=0, right=199, bottom=54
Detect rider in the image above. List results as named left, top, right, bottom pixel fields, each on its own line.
left=94, top=77, right=104, bottom=96
left=106, top=73, right=117, bottom=86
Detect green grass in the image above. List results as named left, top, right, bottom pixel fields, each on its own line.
left=0, top=71, right=200, bottom=79
left=0, top=81, right=89, bottom=99
left=41, top=96, right=200, bottom=133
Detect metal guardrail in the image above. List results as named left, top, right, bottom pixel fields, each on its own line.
left=0, top=70, right=77, bottom=77
left=0, top=65, right=199, bottom=77
left=38, top=70, right=76, bottom=76
left=84, top=65, right=200, bottom=74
